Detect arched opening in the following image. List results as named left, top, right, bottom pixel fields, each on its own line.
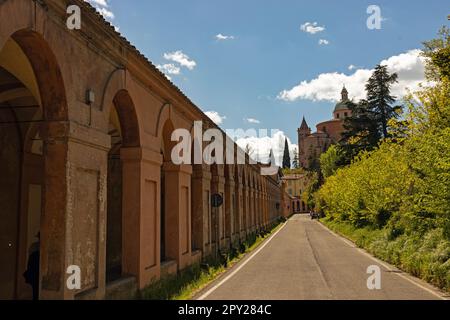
left=106, top=90, right=140, bottom=283
left=0, top=30, right=67, bottom=300
left=0, top=66, right=40, bottom=300
left=106, top=107, right=123, bottom=282
left=160, top=120, right=176, bottom=263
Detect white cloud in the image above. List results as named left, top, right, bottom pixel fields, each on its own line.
left=348, top=64, right=357, bottom=71
left=245, top=118, right=261, bottom=124
left=205, top=111, right=226, bottom=125
left=234, top=131, right=298, bottom=166
left=278, top=49, right=427, bottom=102
left=157, top=63, right=181, bottom=75
left=318, top=39, right=329, bottom=45
left=89, top=0, right=108, bottom=6
left=300, top=22, right=325, bottom=34
left=163, top=50, right=197, bottom=70
left=215, top=33, right=235, bottom=41
left=85, top=0, right=115, bottom=20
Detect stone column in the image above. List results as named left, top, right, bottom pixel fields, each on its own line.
left=39, top=121, right=71, bottom=300
left=242, top=172, right=249, bottom=239
left=245, top=183, right=251, bottom=235
left=121, top=147, right=162, bottom=289
left=211, top=165, right=226, bottom=252
left=162, top=162, right=193, bottom=271
left=40, top=121, right=111, bottom=299
left=254, top=186, right=259, bottom=232
left=249, top=182, right=255, bottom=233
left=224, top=166, right=235, bottom=251
left=256, top=185, right=261, bottom=231
left=234, top=166, right=243, bottom=246
left=191, top=165, right=212, bottom=258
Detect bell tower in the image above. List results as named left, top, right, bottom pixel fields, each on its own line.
left=297, top=116, right=311, bottom=168
left=341, top=85, right=349, bottom=101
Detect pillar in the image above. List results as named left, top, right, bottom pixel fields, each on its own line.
left=121, top=147, right=162, bottom=289
left=234, top=166, right=243, bottom=245
left=162, top=162, right=193, bottom=270
left=211, top=165, right=226, bottom=252
left=191, top=165, right=212, bottom=258
left=224, top=166, right=235, bottom=250
left=40, top=121, right=110, bottom=299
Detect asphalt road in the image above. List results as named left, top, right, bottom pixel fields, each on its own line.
left=197, top=214, right=446, bottom=300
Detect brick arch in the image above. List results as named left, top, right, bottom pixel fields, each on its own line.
left=0, top=26, right=69, bottom=298
left=4, top=29, right=68, bottom=121
left=102, top=69, right=143, bottom=147
left=157, top=106, right=195, bottom=158
left=112, top=90, right=141, bottom=147
left=160, top=119, right=176, bottom=161
left=101, top=67, right=126, bottom=113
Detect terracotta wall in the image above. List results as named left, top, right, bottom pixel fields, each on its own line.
left=0, top=0, right=285, bottom=300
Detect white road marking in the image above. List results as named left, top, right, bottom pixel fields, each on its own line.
left=317, top=221, right=448, bottom=300
left=196, top=221, right=288, bottom=300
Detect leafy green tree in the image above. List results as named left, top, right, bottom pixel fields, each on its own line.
left=302, top=171, right=320, bottom=211
left=422, top=26, right=450, bottom=81
left=282, top=138, right=291, bottom=169
left=320, top=145, right=344, bottom=178
left=340, top=99, right=381, bottom=163
left=314, top=28, right=450, bottom=291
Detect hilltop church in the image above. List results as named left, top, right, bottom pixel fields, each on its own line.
left=283, top=87, right=353, bottom=214
left=297, top=87, right=353, bottom=169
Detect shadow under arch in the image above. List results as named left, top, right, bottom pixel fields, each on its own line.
left=159, top=119, right=176, bottom=263
left=0, top=28, right=68, bottom=299
left=112, top=89, right=140, bottom=147
left=106, top=89, right=141, bottom=283
left=10, top=30, right=68, bottom=121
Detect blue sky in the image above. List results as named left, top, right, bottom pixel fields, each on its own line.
left=87, top=0, right=449, bottom=161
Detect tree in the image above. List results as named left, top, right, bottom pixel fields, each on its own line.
left=320, top=145, right=344, bottom=178
left=340, top=65, right=400, bottom=162
left=366, top=64, right=400, bottom=138
left=340, top=100, right=381, bottom=163
left=268, top=148, right=275, bottom=165
left=282, top=138, right=291, bottom=169
left=314, top=28, right=450, bottom=290
left=422, top=26, right=450, bottom=81
left=292, top=149, right=299, bottom=169
left=245, top=143, right=254, bottom=156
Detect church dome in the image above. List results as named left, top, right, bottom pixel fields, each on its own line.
left=334, top=100, right=352, bottom=112
left=333, top=86, right=352, bottom=112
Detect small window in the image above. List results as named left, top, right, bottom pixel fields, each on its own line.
left=344, top=112, right=348, bottom=118
left=336, top=113, right=340, bottom=119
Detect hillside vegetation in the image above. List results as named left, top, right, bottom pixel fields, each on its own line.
left=315, top=28, right=450, bottom=292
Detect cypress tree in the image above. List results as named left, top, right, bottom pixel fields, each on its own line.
left=282, top=138, right=291, bottom=169
left=292, top=149, right=299, bottom=169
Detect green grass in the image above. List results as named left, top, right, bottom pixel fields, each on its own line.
left=321, top=218, right=450, bottom=293
left=138, top=218, right=286, bottom=300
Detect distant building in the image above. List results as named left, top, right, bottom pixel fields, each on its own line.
left=282, top=173, right=310, bottom=213
left=298, top=87, right=353, bottom=169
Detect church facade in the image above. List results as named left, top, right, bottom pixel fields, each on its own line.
left=297, top=87, right=353, bottom=169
